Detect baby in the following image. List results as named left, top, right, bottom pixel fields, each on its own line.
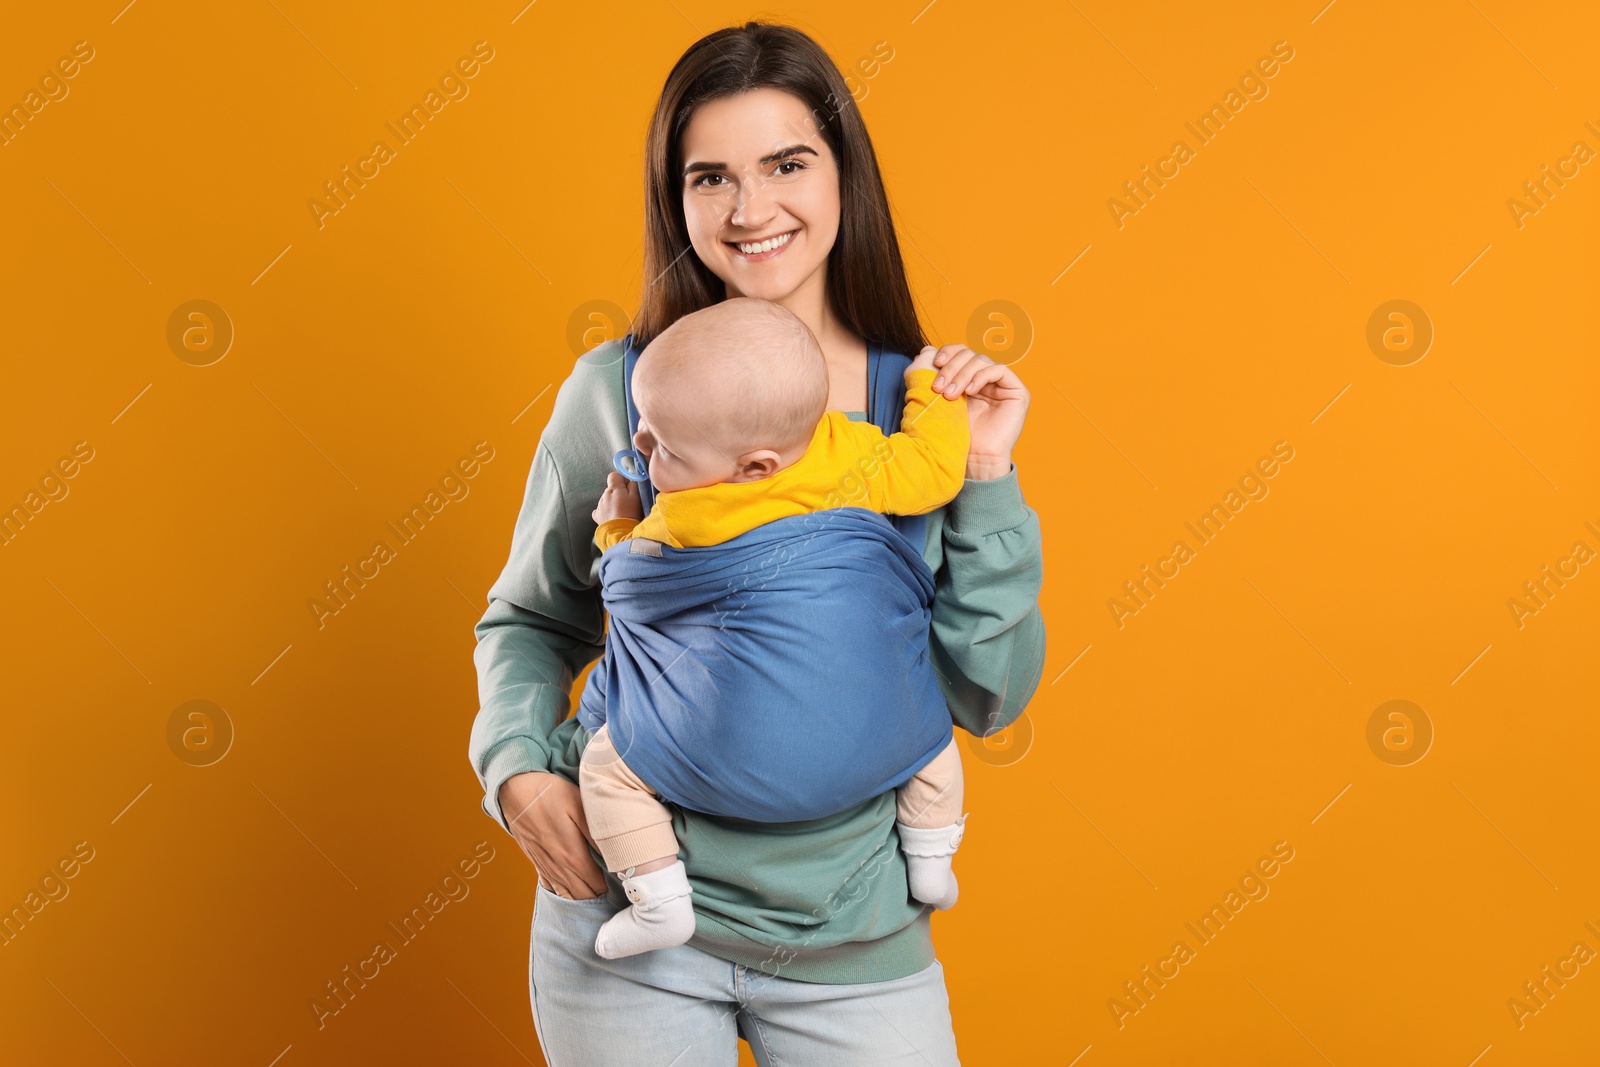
left=582, top=297, right=971, bottom=959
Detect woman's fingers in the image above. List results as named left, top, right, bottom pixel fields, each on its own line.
left=930, top=350, right=968, bottom=393
left=562, top=783, right=609, bottom=897
left=930, top=346, right=1000, bottom=396
left=934, top=350, right=992, bottom=398
left=515, top=835, right=568, bottom=898
left=930, top=346, right=1032, bottom=402
left=562, top=814, right=610, bottom=896
left=965, top=363, right=1029, bottom=402
left=513, top=833, right=542, bottom=873
left=570, top=801, right=601, bottom=851
left=962, top=364, right=1006, bottom=395
left=521, top=831, right=605, bottom=899
left=569, top=863, right=609, bottom=898
left=542, top=855, right=603, bottom=899
left=500, top=770, right=610, bottom=899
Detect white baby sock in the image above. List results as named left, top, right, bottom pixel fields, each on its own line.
left=896, top=813, right=969, bottom=911
left=593, top=860, right=696, bottom=959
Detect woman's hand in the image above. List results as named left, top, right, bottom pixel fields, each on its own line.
left=924, top=345, right=1031, bottom=480
left=498, top=770, right=609, bottom=899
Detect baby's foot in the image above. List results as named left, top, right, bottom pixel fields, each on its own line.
left=896, top=814, right=969, bottom=911
left=907, top=854, right=959, bottom=910
left=594, top=860, right=695, bottom=959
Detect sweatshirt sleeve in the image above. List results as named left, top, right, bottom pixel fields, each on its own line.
left=469, top=354, right=620, bottom=836
left=928, top=463, right=1047, bottom=738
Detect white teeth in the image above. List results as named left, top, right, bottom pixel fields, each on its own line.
left=735, top=231, right=793, bottom=254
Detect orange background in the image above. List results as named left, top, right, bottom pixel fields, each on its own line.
left=3, top=1, right=1597, bottom=1064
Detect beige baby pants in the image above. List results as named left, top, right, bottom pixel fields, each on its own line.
left=578, top=721, right=967, bottom=872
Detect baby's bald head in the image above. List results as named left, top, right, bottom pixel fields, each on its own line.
left=635, top=298, right=829, bottom=468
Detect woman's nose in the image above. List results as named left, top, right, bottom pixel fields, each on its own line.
left=729, top=176, right=773, bottom=229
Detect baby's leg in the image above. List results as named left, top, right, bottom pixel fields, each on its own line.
left=894, top=736, right=969, bottom=911
left=579, top=722, right=680, bottom=871
left=577, top=723, right=695, bottom=958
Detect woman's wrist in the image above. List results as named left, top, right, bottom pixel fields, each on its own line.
left=965, top=455, right=1013, bottom=481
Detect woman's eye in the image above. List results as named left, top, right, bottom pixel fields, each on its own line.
left=775, top=160, right=805, bottom=176
left=691, top=173, right=725, bottom=189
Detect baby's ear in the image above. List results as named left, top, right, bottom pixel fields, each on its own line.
left=736, top=450, right=784, bottom=482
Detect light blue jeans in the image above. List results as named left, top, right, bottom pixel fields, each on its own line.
left=528, top=881, right=962, bottom=1065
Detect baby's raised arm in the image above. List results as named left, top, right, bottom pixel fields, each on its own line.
left=833, top=354, right=970, bottom=517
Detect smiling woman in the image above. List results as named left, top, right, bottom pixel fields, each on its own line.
left=681, top=100, right=837, bottom=289
left=469, top=18, right=1044, bottom=1067
left=637, top=63, right=928, bottom=417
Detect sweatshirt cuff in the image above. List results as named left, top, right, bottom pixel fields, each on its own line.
left=479, top=737, right=551, bottom=835
left=945, top=462, right=1029, bottom=539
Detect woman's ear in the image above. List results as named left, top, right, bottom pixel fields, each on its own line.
left=733, top=449, right=783, bottom=482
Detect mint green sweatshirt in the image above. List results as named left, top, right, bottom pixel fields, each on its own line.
left=468, top=339, right=1046, bottom=983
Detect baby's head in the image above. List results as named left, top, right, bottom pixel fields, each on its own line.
left=632, top=298, right=828, bottom=492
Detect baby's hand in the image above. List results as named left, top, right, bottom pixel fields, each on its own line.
left=592, top=472, right=643, bottom=524
left=908, top=346, right=939, bottom=376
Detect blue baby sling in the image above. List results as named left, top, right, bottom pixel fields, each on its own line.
left=573, top=333, right=953, bottom=823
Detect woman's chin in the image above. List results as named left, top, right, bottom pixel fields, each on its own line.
left=721, top=271, right=795, bottom=303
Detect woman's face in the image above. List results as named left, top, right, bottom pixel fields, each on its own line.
left=679, top=88, right=841, bottom=306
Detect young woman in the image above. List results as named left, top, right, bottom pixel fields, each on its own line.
left=468, top=20, right=1045, bottom=1066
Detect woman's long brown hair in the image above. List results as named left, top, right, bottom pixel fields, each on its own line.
left=633, top=20, right=928, bottom=358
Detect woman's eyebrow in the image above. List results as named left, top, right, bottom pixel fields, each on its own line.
left=758, top=143, right=819, bottom=164
left=683, top=144, right=818, bottom=177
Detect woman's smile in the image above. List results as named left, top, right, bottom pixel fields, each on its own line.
left=726, top=228, right=798, bottom=261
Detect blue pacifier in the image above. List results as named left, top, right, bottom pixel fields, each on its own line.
left=612, top=448, right=651, bottom=482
